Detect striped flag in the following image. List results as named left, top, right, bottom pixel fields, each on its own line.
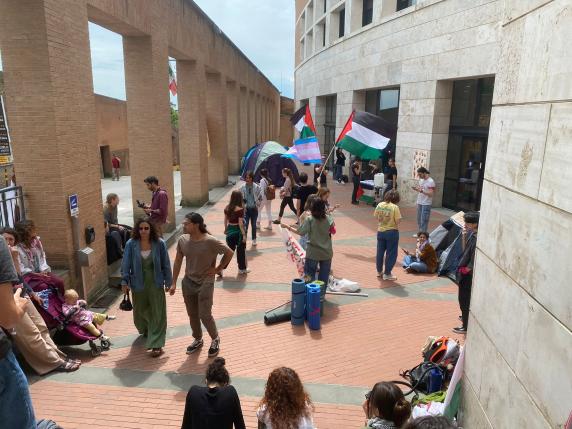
left=282, top=136, right=322, bottom=164
left=290, top=105, right=317, bottom=139
left=336, top=111, right=396, bottom=159
left=169, top=65, right=177, bottom=96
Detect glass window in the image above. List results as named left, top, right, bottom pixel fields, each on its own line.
left=338, top=8, right=345, bottom=38
left=396, top=0, right=415, bottom=12
left=362, top=0, right=373, bottom=26
left=380, top=89, right=399, bottom=110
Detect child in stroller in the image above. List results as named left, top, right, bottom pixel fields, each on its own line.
left=63, top=289, right=115, bottom=342
left=27, top=277, right=113, bottom=357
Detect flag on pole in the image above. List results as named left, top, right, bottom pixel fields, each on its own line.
left=169, top=65, right=177, bottom=96
left=290, top=105, right=317, bottom=138
left=336, top=111, right=396, bottom=159
left=282, top=136, right=322, bottom=164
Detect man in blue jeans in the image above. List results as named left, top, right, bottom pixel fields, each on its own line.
left=0, top=235, right=36, bottom=429
left=412, top=167, right=435, bottom=236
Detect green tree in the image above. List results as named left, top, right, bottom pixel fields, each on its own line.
left=170, top=102, right=178, bottom=128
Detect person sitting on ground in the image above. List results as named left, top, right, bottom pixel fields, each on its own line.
left=295, top=172, right=318, bottom=219
left=15, top=220, right=66, bottom=295
left=62, top=289, right=115, bottom=340
left=362, top=381, right=412, bottom=428
left=104, top=220, right=123, bottom=265
left=401, top=416, right=457, bottom=429
left=317, top=187, right=340, bottom=214
left=402, top=231, right=438, bottom=274
left=1, top=228, right=80, bottom=374
left=181, top=357, right=246, bottom=429
left=103, top=192, right=131, bottom=246
left=257, top=367, right=315, bottom=429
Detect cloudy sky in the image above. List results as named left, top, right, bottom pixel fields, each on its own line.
left=87, top=0, right=295, bottom=102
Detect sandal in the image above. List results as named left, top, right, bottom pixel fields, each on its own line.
left=150, top=348, right=164, bottom=358
left=56, top=359, right=80, bottom=372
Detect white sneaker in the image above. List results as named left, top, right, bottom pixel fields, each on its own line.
left=106, top=315, right=116, bottom=321
left=252, top=240, right=257, bottom=246
left=382, top=274, right=397, bottom=281
left=238, top=268, right=251, bottom=275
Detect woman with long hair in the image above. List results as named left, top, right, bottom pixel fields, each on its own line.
left=121, top=217, right=173, bottom=357
left=181, top=357, right=246, bottom=429
left=103, top=192, right=131, bottom=245
left=273, top=168, right=298, bottom=225
left=363, top=381, right=411, bottom=428
left=257, top=367, right=314, bottom=429
left=224, top=190, right=249, bottom=275
left=374, top=190, right=402, bottom=281
left=258, top=168, right=274, bottom=230
left=316, top=187, right=340, bottom=214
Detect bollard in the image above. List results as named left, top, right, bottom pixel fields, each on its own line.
left=306, top=284, right=321, bottom=330
left=291, top=278, right=306, bottom=325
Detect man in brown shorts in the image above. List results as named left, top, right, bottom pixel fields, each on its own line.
left=171, top=212, right=233, bottom=357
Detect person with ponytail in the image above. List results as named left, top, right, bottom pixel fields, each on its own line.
left=273, top=168, right=298, bottom=224
left=224, top=190, right=249, bottom=275
left=181, top=357, right=246, bottom=429
left=363, top=381, right=412, bottom=428
left=257, top=367, right=315, bottom=429
left=171, top=213, right=234, bottom=358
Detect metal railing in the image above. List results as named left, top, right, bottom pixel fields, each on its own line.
left=0, top=185, right=25, bottom=228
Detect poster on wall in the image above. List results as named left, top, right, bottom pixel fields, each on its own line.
left=0, top=96, right=12, bottom=165
left=411, top=149, right=428, bottom=178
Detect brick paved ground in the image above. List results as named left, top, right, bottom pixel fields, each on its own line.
left=28, top=176, right=463, bottom=429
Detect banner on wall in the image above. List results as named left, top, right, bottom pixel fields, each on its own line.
left=0, top=96, right=12, bottom=165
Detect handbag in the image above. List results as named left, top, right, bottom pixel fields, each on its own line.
left=265, top=185, right=276, bottom=200
left=119, top=292, right=133, bottom=311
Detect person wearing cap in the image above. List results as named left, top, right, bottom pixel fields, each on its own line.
left=453, top=211, right=479, bottom=334
left=412, top=167, right=436, bottom=236
left=171, top=213, right=234, bottom=358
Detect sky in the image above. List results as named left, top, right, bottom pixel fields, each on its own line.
left=86, top=0, right=295, bottom=103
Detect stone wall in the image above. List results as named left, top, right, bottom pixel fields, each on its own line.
left=460, top=1, right=572, bottom=427
left=279, top=96, right=295, bottom=147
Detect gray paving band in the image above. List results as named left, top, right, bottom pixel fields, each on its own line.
left=30, top=365, right=368, bottom=406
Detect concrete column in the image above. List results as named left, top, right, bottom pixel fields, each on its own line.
left=123, top=34, right=176, bottom=228
left=309, top=96, right=325, bottom=153
left=239, top=86, right=249, bottom=154
left=177, top=60, right=208, bottom=206
left=395, top=80, right=453, bottom=206
left=206, top=72, right=228, bottom=187
left=0, top=0, right=107, bottom=295
left=226, top=80, right=240, bottom=174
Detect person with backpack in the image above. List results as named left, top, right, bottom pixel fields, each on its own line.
left=362, top=381, right=412, bottom=428
left=258, top=168, right=274, bottom=230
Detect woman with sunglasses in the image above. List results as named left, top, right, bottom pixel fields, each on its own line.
left=121, top=217, right=173, bottom=357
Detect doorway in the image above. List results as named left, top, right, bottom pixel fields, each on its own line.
left=100, top=145, right=111, bottom=178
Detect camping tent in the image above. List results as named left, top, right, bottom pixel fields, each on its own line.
left=240, top=141, right=299, bottom=186
left=430, top=211, right=465, bottom=279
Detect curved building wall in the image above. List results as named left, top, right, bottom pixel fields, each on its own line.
left=295, top=0, right=500, bottom=205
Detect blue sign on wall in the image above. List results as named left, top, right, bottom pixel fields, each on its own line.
left=69, top=194, right=79, bottom=217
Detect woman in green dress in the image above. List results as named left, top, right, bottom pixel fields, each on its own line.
left=121, top=217, right=173, bottom=357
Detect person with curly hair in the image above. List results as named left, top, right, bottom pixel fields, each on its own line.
left=257, top=367, right=314, bottom=429
left=181, top=357, right=246, bottom=429
left=362, top=381, right=411, bottom=428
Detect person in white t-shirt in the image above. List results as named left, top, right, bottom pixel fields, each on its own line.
left=412, top=167, right=435, bottom=235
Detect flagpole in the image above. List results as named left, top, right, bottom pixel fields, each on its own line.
left=318, top=110, right=355, bottom=185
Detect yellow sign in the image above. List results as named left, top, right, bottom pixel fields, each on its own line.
left=0, top=155, right=11, bottom=165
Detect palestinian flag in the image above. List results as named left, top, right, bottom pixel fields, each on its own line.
left=290, top=105, right=317, bottom=139
left=169, top=65, right=177, bottom=96
left=336, top=111, right=396, bottom=160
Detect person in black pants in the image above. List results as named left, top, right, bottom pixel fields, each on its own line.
left=273, top=168, right=298, bottom=224
left=453, top=211, right=479, bottom=334
left=240, top=171, right=263, bottom=246
left=351, top=159, right=362, bottom=205
left=181, top=357, right=246, bottom=429
left=334, top=148, right=346, bottom=183
left=224, top=191, right=248, bottom=275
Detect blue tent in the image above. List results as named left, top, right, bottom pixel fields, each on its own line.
left=240, top=141, right=299, bottom=186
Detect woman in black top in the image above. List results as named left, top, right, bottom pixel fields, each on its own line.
left=334, top=148, right=346, bottom=183
left=181, top=357, right=246, bottom=429
left=351, top=159, right=362, bottom=205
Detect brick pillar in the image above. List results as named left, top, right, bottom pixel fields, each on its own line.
left=265, top=99, right=270, bottom=141
left=257, top=94, right=263, bottom=142
left=226, top=80, right=240, bottom=174
left=178, top=60, right=208, bottom=206
left=206, top=72, right=228, bottom=187
left=0, top=0, right=107, bottom=296
left=239, top=86, right=249, bottom=154
left=123, top=35, right=176, bottom=228
left=395, top=80, right=453, bottom=206
left=249, top=90, right=256, bottom=144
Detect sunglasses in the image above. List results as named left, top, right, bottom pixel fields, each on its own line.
left=139, top=226, right=150, bottom=231
left=365, top=391, right=371, bottom=400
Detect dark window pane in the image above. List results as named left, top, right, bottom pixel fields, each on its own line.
left=338, top=8, right=345, bottom=38
left=396, top=0, right=414, bottom=12
left=362, top=0, right=373, bottom=26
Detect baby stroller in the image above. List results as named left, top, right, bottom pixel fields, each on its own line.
left=26, top=273, right=111, bottom=356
